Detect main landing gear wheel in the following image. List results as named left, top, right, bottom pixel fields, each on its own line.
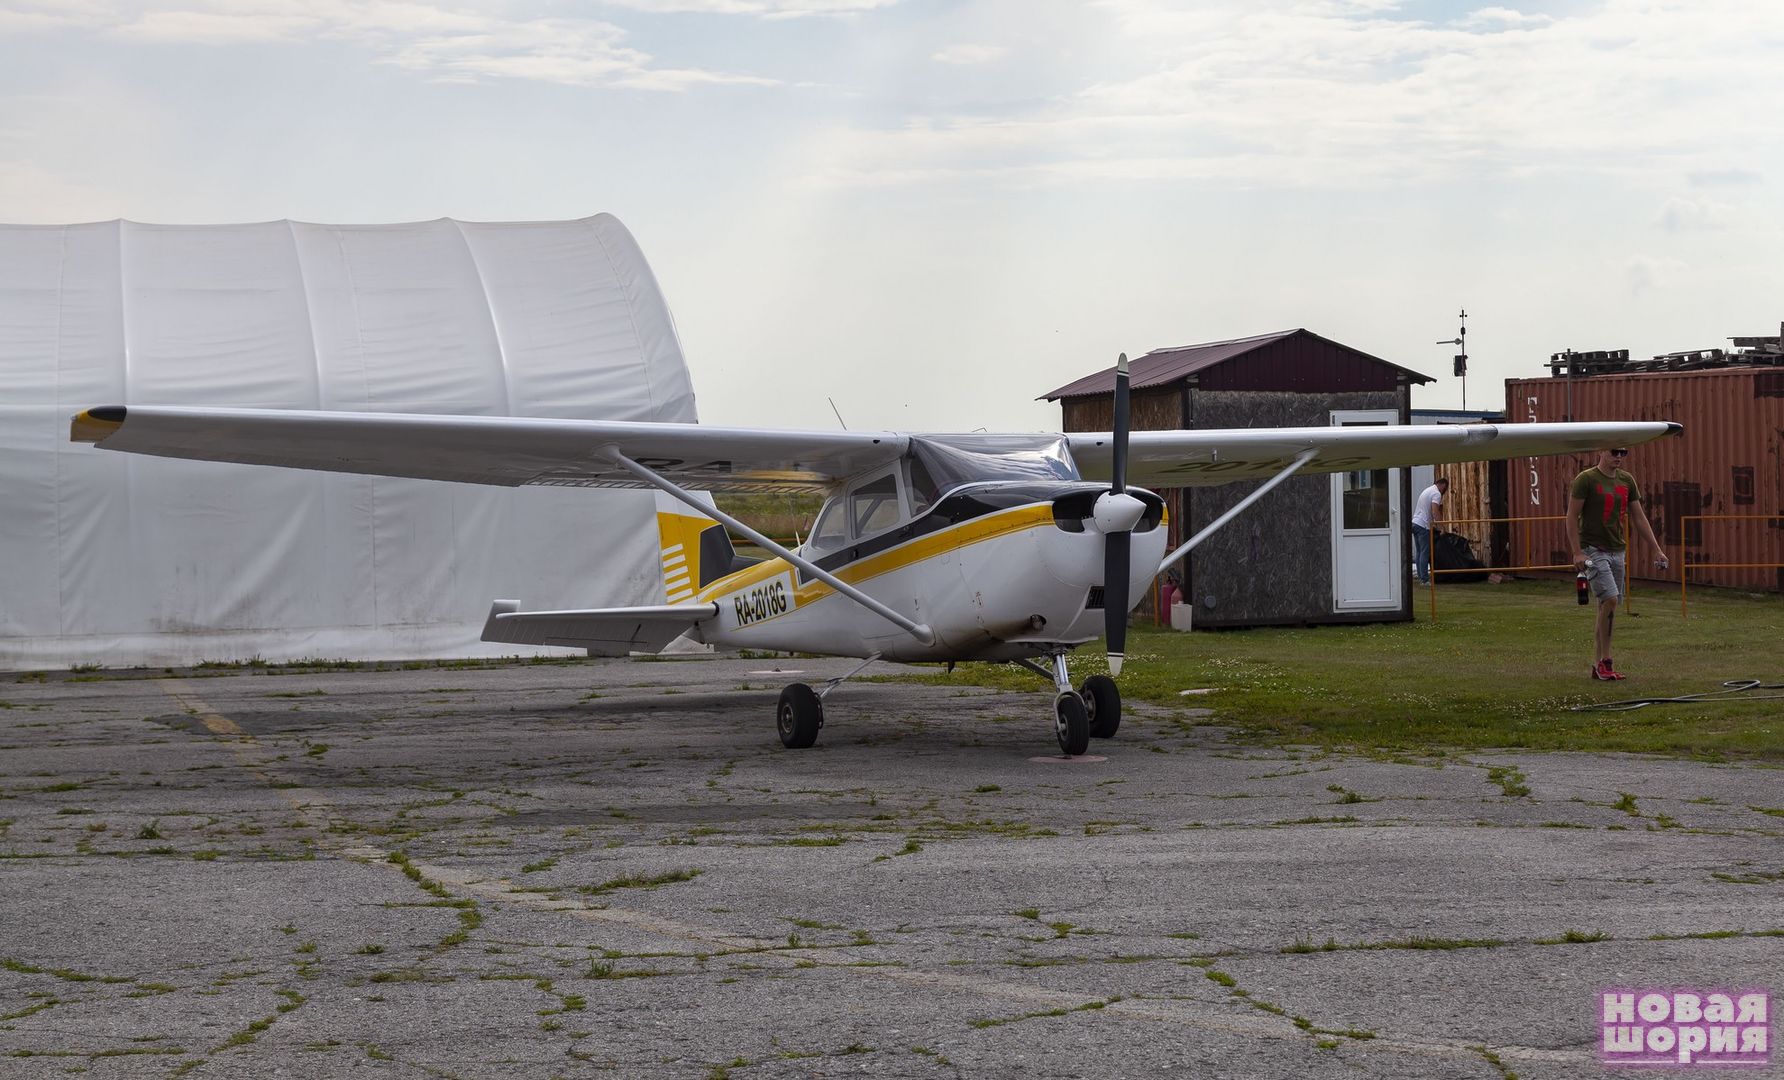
left=777, top=684, right=823, bottom=749
left=1081, top=675, right=1121, bottom=739
left=1054, top=692, right=1091, bottom=757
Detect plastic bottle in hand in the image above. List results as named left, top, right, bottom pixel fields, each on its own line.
left=1576, top=567, right=1590, bottom=605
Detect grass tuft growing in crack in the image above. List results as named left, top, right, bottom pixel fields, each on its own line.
left=1534, top=929, right=1607, bottom=945
left=971, top=997, right=1119, bottom=1029
left=580, top=868, right=703, bottom=896
left=1485, top=765, right=1531, bottom=798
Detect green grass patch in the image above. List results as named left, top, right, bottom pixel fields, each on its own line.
left=884, top=581, right=1784, bottom=758
left=1485, top=765, right=1531, bottom=798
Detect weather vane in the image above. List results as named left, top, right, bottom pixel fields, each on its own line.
left=1435, top=308, right=1468, bottom=410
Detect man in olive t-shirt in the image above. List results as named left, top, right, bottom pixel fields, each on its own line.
left=1566, top=447, right=1668, bottom=681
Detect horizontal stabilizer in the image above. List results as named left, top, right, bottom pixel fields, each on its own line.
left=481, top=600, right=718, bottom=657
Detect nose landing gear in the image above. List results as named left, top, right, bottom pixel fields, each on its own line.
left=1053, top=690, right=1090, bottom=756
left=1016, top=650, right=1121, bottom=756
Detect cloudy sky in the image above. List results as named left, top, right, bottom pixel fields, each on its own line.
left=3, top=0, right=1780, bottom=432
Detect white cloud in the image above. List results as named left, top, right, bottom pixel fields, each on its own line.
left=2, top=1, right=778, bottom=90
left=118, top=9, right=318, bottom=43
left=600, top=0, right=897, bottom=13
left=931, top=43, right=1008, bottom=65
left=1656, top=196, right=1734, bottom=232
left=1623, top=254, right=1688, bottom=295
left=380, top=14, right=775, bottom=88
left=0, top=162, right=121, bottom=222
left=1688, top=168, right=1762, bottom=187
left=810, top=0, right=1784, bottom=189
left=1458, top=6, right=1555, bottom=29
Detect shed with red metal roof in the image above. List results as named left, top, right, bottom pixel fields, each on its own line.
left=1043, top=329, right=1434, bottom=628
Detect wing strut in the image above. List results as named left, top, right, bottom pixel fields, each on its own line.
left=1155, top=449, right=1319, bottom=575
left=601, top=447, right=937, bottom=647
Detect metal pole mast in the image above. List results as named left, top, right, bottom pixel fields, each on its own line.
left=1435, top=308, right=1468, bottom=410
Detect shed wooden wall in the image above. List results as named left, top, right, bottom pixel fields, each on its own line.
left=1061, top=386, right=1181, bottom=434
left=1426, top=458, right=1498, bottom=554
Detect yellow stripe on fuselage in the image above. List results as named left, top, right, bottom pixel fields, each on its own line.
left=697, top=503, right=1058, bottom=605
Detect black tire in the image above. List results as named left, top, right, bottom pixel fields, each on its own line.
left=777, top=683, right=822, bottom=749
left=1081, top=675, right=1121, bottom=739
left=1054, top=692, right=1091, bottom=757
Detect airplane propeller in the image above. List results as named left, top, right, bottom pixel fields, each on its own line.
left=1092, top=352, right=1145, bottom=677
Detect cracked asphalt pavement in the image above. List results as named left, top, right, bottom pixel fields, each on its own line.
left=0, top=656, right=1779, bottom=1078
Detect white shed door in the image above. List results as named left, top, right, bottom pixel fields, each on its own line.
left=1329, top=410, right=1403, bottom=612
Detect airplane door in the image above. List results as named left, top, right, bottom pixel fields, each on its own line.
left=1329, top=409, right=1403, bottom=612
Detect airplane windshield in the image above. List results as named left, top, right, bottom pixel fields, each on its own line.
left=909, top=435, right=1080, bottom=495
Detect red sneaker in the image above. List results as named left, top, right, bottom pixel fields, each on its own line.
left=1592, top=659, right=1626, bottom=681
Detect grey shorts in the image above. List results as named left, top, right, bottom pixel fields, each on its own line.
left=1583, top=547, right=1625, bottom=601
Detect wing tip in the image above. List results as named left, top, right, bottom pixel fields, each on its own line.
left=70, top=406, right=127, bottom=444
left=1665, top=422, right=1684, bottom=436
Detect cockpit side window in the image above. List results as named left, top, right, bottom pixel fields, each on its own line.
left=850, top=472, right=902, bottom=538
left=808, top=498, right=848, bottom=552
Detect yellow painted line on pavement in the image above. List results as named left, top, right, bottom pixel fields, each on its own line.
left=156, top=679, right=247, bottom=736
left=156, top=678, right=325, bottom=821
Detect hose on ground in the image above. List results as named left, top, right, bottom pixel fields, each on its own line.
left=1571, top=678, right=1784, bottom=713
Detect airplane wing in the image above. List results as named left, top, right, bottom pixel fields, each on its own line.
left=481, top=601, right=719, bottom=657
left=69, top=406, right=905, bottom=494
left=72, top=406, right=1678, bottom=495
left=1066, top=421, right=1681, bottom=488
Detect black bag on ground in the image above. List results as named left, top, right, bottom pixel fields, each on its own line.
left=1433, top=530, right=1490, bottom=584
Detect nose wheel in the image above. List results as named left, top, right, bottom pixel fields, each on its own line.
left=1080, top=674, right=1121, bottom=739
left=1054, top=692, right=1091, bottom=756
left=1016, top=651, right=1121, bottom=756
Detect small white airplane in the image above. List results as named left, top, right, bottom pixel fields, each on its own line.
left=70, top=358, right=1679, bottom=755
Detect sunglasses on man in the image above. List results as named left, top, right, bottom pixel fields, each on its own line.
left=1609, top=449, right=1629, bottom=458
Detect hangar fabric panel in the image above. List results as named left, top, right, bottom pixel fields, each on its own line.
left=0, top=215, right=698, bottom=667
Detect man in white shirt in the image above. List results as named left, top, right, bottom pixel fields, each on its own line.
left=1411, top=477, right=1448, bottom=584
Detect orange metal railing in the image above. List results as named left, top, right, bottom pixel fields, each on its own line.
left=1679, top=515, right=1784, bottom=618
left=1422, top=513, right=1645, bottom=622
left=1424, top=515, right=1576, bottom=622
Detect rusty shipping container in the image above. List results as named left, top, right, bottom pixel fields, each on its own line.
left=1505, top=369, right=1784, bottom=592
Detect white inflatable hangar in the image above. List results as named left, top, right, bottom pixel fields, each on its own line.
left=0, top=215, right=698, bottom=669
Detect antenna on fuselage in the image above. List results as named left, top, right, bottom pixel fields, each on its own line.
left=828, top=397, right=848, bottom=430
